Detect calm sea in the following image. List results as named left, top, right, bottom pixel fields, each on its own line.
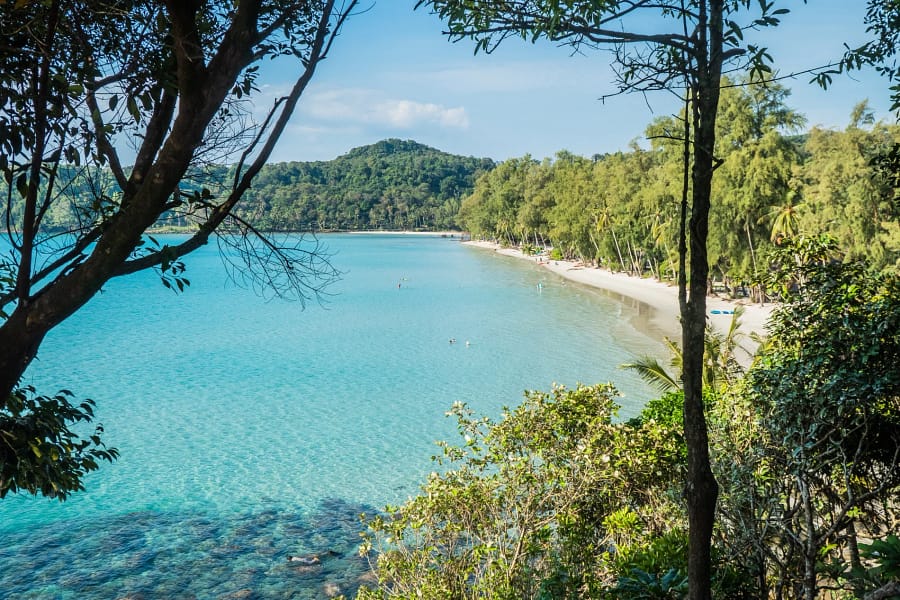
left=0, top=233, right=666, bottom=599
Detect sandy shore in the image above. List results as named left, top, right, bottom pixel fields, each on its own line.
left=346, top=230, right=465, bottom=237
left=463, top=240, right=773, bottom=358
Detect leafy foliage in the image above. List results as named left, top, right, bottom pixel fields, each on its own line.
left=622, top=307, right=748, bottom=395
left=825, top=1, right=900, bottom=111
left=7, top=139, right=492, bottom=234
left=225, top=139, right=493, bottom=231
left=713, top=236, right=900, bottom=599
left=458, top=86, right=900, bottom=287
left=356, top=245, right=900, bottom=599
left=357, top=384, right=686, bottom=599
left=613, top=529, right=689, bottom=586
left=860, top=534, right=900, bottom=582
left=613, top=567, right=688, bottom=600
left=797, top=104, right=900, bottom=272
left=1, top=387, right=118, bottom=501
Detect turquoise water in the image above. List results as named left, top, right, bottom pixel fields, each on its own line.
left=0, top=234, right=666, bottom=598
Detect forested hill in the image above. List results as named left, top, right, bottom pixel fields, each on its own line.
left=224, top=139, right=495, bottom=231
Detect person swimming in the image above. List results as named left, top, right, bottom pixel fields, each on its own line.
left=287, top=555, right=320, bottom=566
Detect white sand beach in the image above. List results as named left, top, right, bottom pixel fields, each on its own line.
left=464, top=240, right=773, bottom=359
left=347, top=230, right=465, bottom=237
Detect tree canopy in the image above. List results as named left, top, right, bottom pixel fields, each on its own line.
left=457, top=91, right=900, bottom=287
left=194, top=139, right=493, bottom=232
left=5, top=139, right=494, bottom=233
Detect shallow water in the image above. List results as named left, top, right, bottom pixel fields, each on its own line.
left=1, top=234, right=666, bottom=598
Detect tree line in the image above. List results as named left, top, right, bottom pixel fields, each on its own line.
left=458, top=80, right=900, bottom=297
left=27, top=86, right=899, bottom=291
left=212, top=138, right=494, bottom=232
left=6, top=139, right=493, bottom=234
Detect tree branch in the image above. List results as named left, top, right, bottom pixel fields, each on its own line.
left=864, top=581, right=900, bottom=600
left=84, top=89, right=128, bottom=189
left=127, top=89, right=178, bottom=200
left=113, top=0, right=356, bottom=280
left=15, top=0, right=61, bottom=303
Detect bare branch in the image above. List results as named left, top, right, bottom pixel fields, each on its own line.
left=214, top=220, right=342, bottom=306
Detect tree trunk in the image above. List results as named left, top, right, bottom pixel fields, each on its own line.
left=801, top=472, right=817, bottom=600
left=587, top=223, right=601, bottom=258
left=847, top=520, right=864, bottom=598
left=664, top=239, right=676, bottom=280
left=0, top=151, right=196, bottom=397
left=611, top=227, right=627, bottom=272
left=0, top=310, right=49, bottom=396
left=682, top=2, right=724, bottom=599
left=745, top=218, right=758, bottom=273
left=627, top=239, right=637, bottom=274
left=865, top=582, right=900, bottom=600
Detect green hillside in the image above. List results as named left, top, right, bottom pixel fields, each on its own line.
left=6, top=140, right=494, bottom=234
left=224, top=139, right=495, bottom=231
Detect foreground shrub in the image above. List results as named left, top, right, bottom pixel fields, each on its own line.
left=357, top=384, right=685, bottom=599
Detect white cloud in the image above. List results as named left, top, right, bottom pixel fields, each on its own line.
left=379, top=99, right=469, bottom=128
left=301, top=88, right=469, bottom=129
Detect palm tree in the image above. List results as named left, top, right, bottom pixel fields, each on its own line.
left=595, top=207, right=627, bottom=272
left=495, top=217, right=513, bottom=246
left=651, top=210, right=677, bottom=280
left=622, top=307, right=749, bottom=393
left=621, top=337, right=683, bottom=393
left=766, top=190, right=804, bottom=243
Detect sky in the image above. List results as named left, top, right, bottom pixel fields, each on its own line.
left=256, top=1, right=895, bottom=164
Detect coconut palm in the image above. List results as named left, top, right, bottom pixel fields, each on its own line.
left=595, top=207, right=627, bottom=272
left=766, top=190, right=805, bottom=242
left=621, top=337, right=683, bottom=393
left=622, top=307, right=749, bottom=393
left=651, top=210, right=677, bottom=280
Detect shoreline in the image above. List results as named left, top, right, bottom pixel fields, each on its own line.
left=144, top=228, right=467, bottom=237
left=344, top=230, right=465, bottom=237
left=463, top=240, right=773, bottom=358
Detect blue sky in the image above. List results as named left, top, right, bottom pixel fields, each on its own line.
left=257, top=1, right=894, bottom=163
